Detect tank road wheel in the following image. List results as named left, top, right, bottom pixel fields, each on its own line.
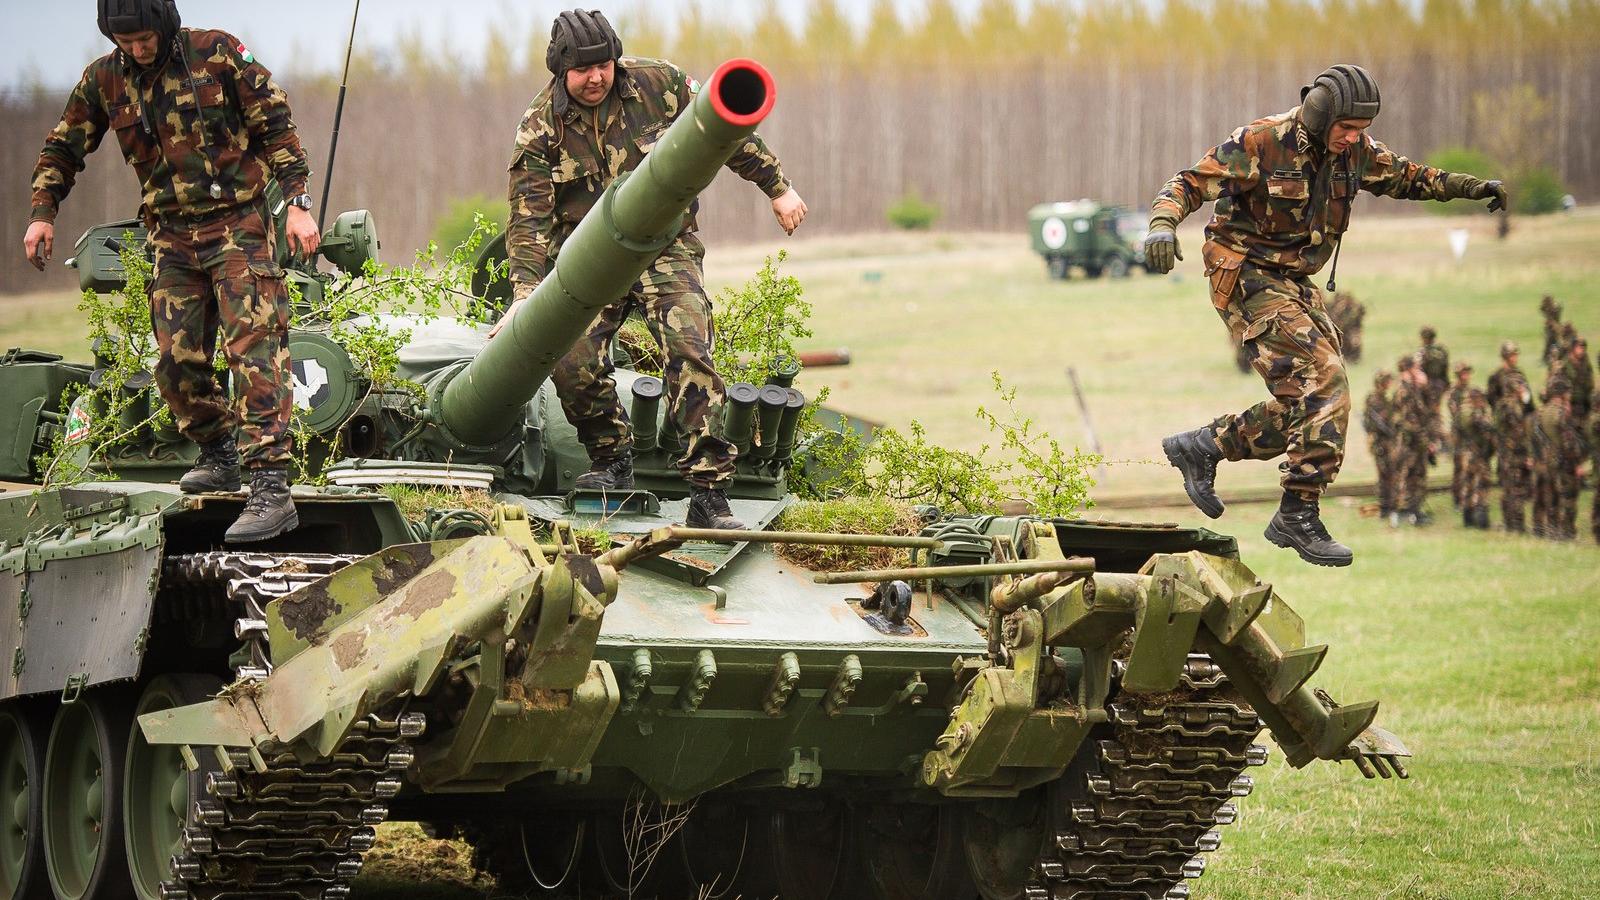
left=743, top=805, right=849, bottom=900
left=674, top=799, right=751, bottom=899
left=122, top=675, right=222, bottom=900
left=582, top=808, right=676, bottom=898
left=961, top=794, right=1047, bottom=900
left=1047, top=256, right=1070, bottom=280
left=43, top=689, right=136, bottom=900
left=1025, top=655, right=1267, bottom=899
left=0, top=701, right=52, bottom=900
left=856, top=802, right=976, bottom=900
left=463, top=815, right=586, bottom=895
left=1104, top=254, right=1131, bottom=278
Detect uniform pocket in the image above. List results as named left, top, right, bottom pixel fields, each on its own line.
left=1202, top=241, right=1245, bottom=312
left=110, top=102, right=158, bottom=166
left=550, top=154, right=602, bottom=224
left=633, top=123, right=667, bottom=156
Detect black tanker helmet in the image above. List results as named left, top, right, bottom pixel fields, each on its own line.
left=546, top=9, right=623, bottom=115
left=98, top=0, right=181, bottom=43
left=1299, top=64, right=1381, bottom=144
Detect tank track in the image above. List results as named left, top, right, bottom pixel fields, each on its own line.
left=156, top=552, right=421, bottom=900
left=1026, top=655, right=1267, bottom=900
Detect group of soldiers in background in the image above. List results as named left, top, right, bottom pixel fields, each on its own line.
left=1364, top=296, right=1599, bottom=543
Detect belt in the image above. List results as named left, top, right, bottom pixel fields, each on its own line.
left=154, top=200, right=258, bottom=229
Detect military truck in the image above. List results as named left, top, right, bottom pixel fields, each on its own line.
left=0, top=59, right=1408, bottom=900
left=1029, top=200, right=1148, bottom=280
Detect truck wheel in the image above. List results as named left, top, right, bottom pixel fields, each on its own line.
left=1083, top=263, right=1103, bottom=278
left=1105, top=255, right=1130, bottom=278
left=1046, top=256, right=1069, bottom=280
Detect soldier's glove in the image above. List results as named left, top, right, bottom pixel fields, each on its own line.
left=1143, top=224, right=1182, bottom=274
left=1448, top=174, right=1509, bottom=212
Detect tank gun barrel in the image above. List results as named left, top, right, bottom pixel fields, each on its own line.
left=439, top=58, right=778, bottom=447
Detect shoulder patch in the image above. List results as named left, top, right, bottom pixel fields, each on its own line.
left=237, top=42, right=254, bottom=64
left=688, top=77, right=699, bottom=95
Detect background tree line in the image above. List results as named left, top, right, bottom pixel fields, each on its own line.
left=3, top=0, right=1597, bottom=294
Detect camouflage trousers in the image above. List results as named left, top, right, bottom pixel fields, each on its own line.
left=1458, top=448, right=1493, bottom=513
left=1395, top=440, right=1430, bottom=513
left=1450, top=445, right=1465, bottom=507
left=1370, top=442, right=1398, bottom=513
left=1207, top=256, right=1349, bottom=499
left=550, top=234, right=737, bottom=489
left=149, top=205, right=292, bottom=468
left=1496, top=450, right=1532, bottom=533
left=1531, top=466, right=1577, bottom=539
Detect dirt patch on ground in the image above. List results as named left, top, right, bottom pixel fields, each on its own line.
left=359, top=822, right=489, bottom=894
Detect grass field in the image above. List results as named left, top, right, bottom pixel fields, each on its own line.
left=3, top=210, right=1597, bottom=898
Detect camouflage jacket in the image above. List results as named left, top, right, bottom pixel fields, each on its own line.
left=1542, top=316, right=1563, bottom=364
left=1446, top=384, right=1472, bottom=438
left=1532, top=403, right=1583, bottom=473
left=30, top=29, right=308, bottom=225
left=1151, top=107, right=1456, bottom=276
left=506, top=57, right=791, bottom=295
left=1456, top=393, right=1495, bottom=460
left=1487, top=367, right=1534, bottom=454
left=1420, top=343, right=1450, bottom=388
left=1362, top=389, right=1396, bottom=443
left=1393, top=380, right=1436, bottom=451
left=1549, top=356, right=1594, bottom=419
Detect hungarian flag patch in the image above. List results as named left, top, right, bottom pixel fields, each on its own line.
left=237, top=42, right=254, bottom=63
left=64, top=405, right=91, bottom=444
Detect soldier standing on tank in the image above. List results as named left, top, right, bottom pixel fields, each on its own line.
left=1540, top=295, right=1564, bottom=365
left=492, top=10, right=808, bottom=531
left=1363, top=369, right=1399, bottom=517
left=1391, top=357, right=1436, bottom=527
left=1447, top=362, right=1473, bottom=507
left=22, top=0, right=314, bottom=543
left=1146, top=64, right=1506, bottom=566
left=1456, top=387, right=1494, bottom=529
left=1486, top=341, right=1535, bottom=533
left=1531, top=378, right=1582, bottom=540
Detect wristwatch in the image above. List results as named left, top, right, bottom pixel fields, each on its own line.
left=286, top=193, right=314, bottom=211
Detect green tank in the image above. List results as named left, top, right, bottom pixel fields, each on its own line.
left=0, top=58, right=1409, bottom=900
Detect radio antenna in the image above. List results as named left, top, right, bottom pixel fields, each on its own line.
left=318, top=0, right=361, bottom=233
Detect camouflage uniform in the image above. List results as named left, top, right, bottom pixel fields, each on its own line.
left=1362, top=372, right=1398, bottom=514
left=1456, top=389, right=1495, bottom=523
left=1392, top=373, right=1434, bottom=516
left=1151, top=106, right=1456, bottom=499
left=1486, top=363, right=1535, bottom=532
left=1531, top=388, right=1582, bottom=540
left=1549, top=342, right=1593, bottom=422
left=1446, top=372, right=1472, bottom=506
left=1589, top=394, right=1600, bottom=544
left=506, top=57, right=790, bottom=488
left=1540, top=296, right=1563, bottom=365
left=30, top=29, right=306, bottom=467
left=1418, top=333, right=1449, bottom=445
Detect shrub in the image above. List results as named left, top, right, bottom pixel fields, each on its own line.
left=433, top=194, right=510, bottom=252
left=1425, top=147, right=1499, bottom=215
left=1512, top=167, right=1567, bottom=215
left=886, top=192, right=940, bottom=230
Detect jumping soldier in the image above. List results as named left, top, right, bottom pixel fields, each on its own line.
left=1530, top=377, right=1582, bottom=540
left=1391, top=356, right=1436, bottom=527
left=1539, top=294, right=1563, bottom=365
left=1147, top=64, right=1506, bottom=566
left=1447, top=361, right=1473, bottom=507
left=1363, top=369, right=1399, bottom=517
left=1486, top=341, right=1535, bottom=533
left=493, top=9, right=807, bottom=531
left=1456, top=387, right=1494, bottom=529
left=23, top=0, right=314, bottom=542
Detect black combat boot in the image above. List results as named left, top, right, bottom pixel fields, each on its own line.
left=1472, top=506, right=1491, bottom=529
left=1412, top=508, right=1433, bottom=527
left=1462, top=508, right=1474, bottom=528
left=1161, top=427, right=1225, bottom=519
left=225, top=468, right=299, bottom=543
left=574, top=453, right=634, bottom=490
left=179, top=435, right=241, bottom=494
left=1264, top=492, right=1353, bottom=567
left=686, top=487, right=746, bottom=531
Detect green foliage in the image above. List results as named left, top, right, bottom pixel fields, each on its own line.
left=976, top=372, right=1099, bottom=517
left=709, top=250, right=813, bottom=386
left=41, top=217, right=504, bottom=486
left=1512, top=166, right=1567, bottom=215
left=1426, top=147, right=1499, bottom=215
left=885, top=192, right=940, bottom=231
left=432, top=194, right=509, bottom=255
